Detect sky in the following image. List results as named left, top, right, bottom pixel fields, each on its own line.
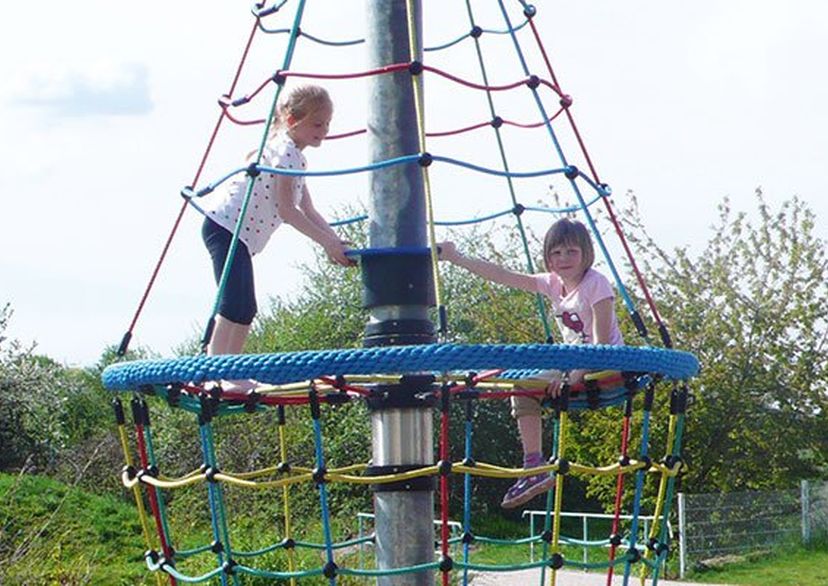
left=1, top=1, right=826, bottom=367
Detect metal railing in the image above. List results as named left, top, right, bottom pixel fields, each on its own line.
left=522, top=509, right=671, bottom=570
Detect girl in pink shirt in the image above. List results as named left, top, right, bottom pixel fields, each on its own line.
left=439, top=218, right=623, bottom=508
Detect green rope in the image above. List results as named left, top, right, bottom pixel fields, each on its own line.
left=205, top=0, right=309, bottom=346
left=462, top=0, right=553, bottom=341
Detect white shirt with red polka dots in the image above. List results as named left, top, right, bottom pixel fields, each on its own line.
left=205, top=133, right=306, bottom=255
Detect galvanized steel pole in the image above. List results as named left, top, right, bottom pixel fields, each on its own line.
left=364, top=1, right=435, bottom=584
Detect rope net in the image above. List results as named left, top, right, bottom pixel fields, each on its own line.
left=105, top=1, right=698, bottom=584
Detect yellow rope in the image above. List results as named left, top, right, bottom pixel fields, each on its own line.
left=405, top=0, right=444, bottom=318
left=124, top=458, right=679, bottom=490
left=640, top=412, right=678, bottom=581
left=117, top=423, right=163, bottom=586
left=550, top=411, right=569, bottom=586
left=277, top=416, right=297, bottom=586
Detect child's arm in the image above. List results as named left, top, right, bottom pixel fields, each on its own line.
left=275, top=176, right=352, bottom=266
left=438, top=241, right=537, bottom=292
left=299, top=186, right=356, bottom=266
left=591, top=298, right=616, bottom=345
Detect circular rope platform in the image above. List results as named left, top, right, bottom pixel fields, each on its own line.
left=102, top=343, right=699, bottom=391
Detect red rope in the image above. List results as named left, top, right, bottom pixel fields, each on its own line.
left=136, top=423, right=177, bottom=586
left=119, top=20, right=260, bottom=354
left=605, top=407, right=632, bottom=584
left=439, top=386, right=451, bottom=586
left=526, top=18, right=670, bottom=343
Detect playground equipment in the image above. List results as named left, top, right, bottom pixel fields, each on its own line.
left=104, top=1, right=699, bottom=584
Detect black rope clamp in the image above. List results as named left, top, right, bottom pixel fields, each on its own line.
left=309, top=387, right=322, bottom=420
left=418, top=152, right=433, bottom=167
left=166, top=383, right=182, bottom=407
left=244, top=390, right=261, bottom=413
left=564, top=165, right=579, bottom=180
left=439, top=555, right=454, bottom=573
left=526, top=74, right=541, bottom=89
left=461, top=456, right=476, bottom=467
left=609, top=533, right=623, bottom=547
left=222, top=559, right=237, bottom=575
left=408, top=60, right=424, bottom=76
left=145, top=549, right=160, bottom=564
left=211, top=540, right=224, bottom=554
left=123, top=465, right=137, bottom=481
left=323, top=561, right=338, bottom=579
left=277, top=461, right=291, bottom=474
left=541, top=529, right=553, bottom=544
left=438, top=460, right=453, bottom=477
left=205, top=466, right=220, bottom=483
left=626, top=547, right=641, bottom=563
left=555, top=458, right=570, bottom=476
left=549, top=552, right=564, bottom=570
left=618, top=455, right=631, bottom=467
left=280, top=537, right=296, bottom=550
left=524, top=4, right=537, bottom=18
left=512, top=203, right=525, bottom=216
left=638, top=455, right=652, bottom=470
left=470, top=25, right=483, bottom=39
left=312, top=466, right=328, bottom=485
left=112, top=399, right=126, bottom=425
left=245, top=162, right=261, bottom=178
left=271, top=70, right=286, bottom=85
left=461, top=531, right=474, bottom=545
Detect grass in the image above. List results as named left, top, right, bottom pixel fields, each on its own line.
left=684, top=542, right=828, bottom=585
left=0, top=471, right=147, bottom=584
left=2, top=473, right=827, bottom=585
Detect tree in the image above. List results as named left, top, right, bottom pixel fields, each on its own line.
left=611, top=190, right=828, bottom=493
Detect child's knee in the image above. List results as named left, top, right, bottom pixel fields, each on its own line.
left=511, top=395, right=542, bottom=419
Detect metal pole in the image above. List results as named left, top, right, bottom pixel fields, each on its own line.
left=677, top=492, right=686, bottom=579
left=801, top=479, right=811, bottom=545
left=364, top=1, right=435, bottom=584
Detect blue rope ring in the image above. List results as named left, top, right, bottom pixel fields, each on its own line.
left=102, top=343, right=698, bottom=391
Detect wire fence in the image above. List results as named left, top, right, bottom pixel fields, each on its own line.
left=678, top=480, right=828, bottom=578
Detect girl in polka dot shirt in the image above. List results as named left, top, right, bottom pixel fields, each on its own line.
left=202, top=85, right=354, bottom=382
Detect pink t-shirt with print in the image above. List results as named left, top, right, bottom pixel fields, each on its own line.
left=532, top=268, right=623, bottom=346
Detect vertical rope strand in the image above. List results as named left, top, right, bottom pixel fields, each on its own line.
left=201, top=0, right=309, bottom=348
left=119, top=17, right=261, bottom=355
left=404, top=0, right=447, bottom=337
left=524, top=14, right=671, bottom=347
left=114, top=399, right=163, bottom=586
left=605, top=395, right=634, bottom=584
left=463, top=0, right=553, bottom=340
left=277, top=405, right=297, bottom=586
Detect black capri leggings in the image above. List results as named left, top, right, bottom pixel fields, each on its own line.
left=202, top=217, right=257, bottom=325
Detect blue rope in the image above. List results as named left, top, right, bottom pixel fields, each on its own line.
left=200, top=423, right=230, bottom=586
left=256, top=18, right=532, bottom=51
left=310, top=391, right=338, bottom=586
left=623, top=389, right=654, bottom=584
left=103, top=343, right=698, bottom=391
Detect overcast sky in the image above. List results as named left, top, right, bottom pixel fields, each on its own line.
left=1, top=1, right=826, bottom=366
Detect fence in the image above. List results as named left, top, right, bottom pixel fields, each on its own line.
left=677, top=479, right=828, bottom=578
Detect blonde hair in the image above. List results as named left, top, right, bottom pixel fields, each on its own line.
left=542, top=218, right=595, bottom=272
left=272, top=84, right=332, bottom=132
